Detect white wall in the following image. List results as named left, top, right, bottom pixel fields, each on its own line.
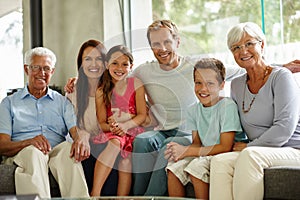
left=24, top=0, right=105, bottom=87
left=22, top=0, right=152, bottom=89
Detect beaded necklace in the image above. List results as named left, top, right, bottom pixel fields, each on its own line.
left=242, top=66, right=270, bottom=113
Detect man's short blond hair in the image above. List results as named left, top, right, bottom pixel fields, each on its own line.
left=147, top=20, right=179, bottom=45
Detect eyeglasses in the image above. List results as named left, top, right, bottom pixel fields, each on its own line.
left=230, top=40, right=262, bottom=53
left=28, top=65, right=54, bottom=73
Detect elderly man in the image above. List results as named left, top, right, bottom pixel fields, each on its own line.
left=0, top=47, right=89, bottom=198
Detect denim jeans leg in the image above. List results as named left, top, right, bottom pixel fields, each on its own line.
left=132, top=130, right=166, bottom=195
left=145, top=134, right=192, bottom=196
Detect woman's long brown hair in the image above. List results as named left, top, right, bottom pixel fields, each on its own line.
left=76, top=39, right=106, bottom=129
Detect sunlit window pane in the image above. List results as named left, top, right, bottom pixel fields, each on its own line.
left=152, top=0, right=300, bottom=65
left=0, top=10, right=23, bottom=101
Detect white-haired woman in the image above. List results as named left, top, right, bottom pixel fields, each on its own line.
left=209, top=22, right=300, bottom=200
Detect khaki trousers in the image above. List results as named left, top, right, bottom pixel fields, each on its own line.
left=11, top=141, right=89, bottom=198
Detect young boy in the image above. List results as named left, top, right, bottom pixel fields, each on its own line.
left=165, top=58, right=245, bottom=199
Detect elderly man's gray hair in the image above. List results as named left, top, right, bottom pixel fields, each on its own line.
left=24, top=47, right=57, bottom=67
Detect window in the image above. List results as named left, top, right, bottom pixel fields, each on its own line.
left=151, top=0, right=300, bottom=92
left=0, top=9, right=23, bottom=101
left=152, top=0, right=300, bottom=65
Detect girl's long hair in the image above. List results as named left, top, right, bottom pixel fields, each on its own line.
left=76, top=39, right=106, bottom=129
left=99, top=45, right=133, bottom=107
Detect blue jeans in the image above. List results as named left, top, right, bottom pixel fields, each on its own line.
left=132, top=129, right=191, bottom=196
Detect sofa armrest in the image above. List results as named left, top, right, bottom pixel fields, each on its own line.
left=264, top=166, right=300, bottom=200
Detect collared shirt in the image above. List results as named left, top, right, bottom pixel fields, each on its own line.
left=0, top=86, right=76, bottom=148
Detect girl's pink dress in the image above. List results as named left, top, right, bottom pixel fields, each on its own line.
left=93, top=77, right=145, bottom=158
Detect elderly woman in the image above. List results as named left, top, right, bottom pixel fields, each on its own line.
left=209, top=22, right=300, bottom=200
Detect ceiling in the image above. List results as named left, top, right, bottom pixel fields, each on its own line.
left=0, top=0, right=22, bottom=18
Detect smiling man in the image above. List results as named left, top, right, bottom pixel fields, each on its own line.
left=0, top=47, right=89, bottom=198
left=131, top=19, right=199, bottom=196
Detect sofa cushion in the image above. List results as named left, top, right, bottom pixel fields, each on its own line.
left=264, top=166, right=300, bottom=200
left=0, top=163, right=60, bottom=197
left=185, top=182, right=195, bottom=198
left=183, top=166, right=300, bottom=199
left=0, top=164, right=17, bottom=195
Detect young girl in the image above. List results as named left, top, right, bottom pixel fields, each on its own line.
left=91, top=45, right=148, bottom=196
left=164, top=58, right=245, bottom=199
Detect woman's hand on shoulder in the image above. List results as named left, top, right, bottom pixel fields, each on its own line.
left=64, top=77, right=77, bottom=94
left=283, top=59, right=300, bottom=73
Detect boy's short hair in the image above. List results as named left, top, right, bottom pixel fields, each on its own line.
left=193, top=58, right=225, bottom=84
